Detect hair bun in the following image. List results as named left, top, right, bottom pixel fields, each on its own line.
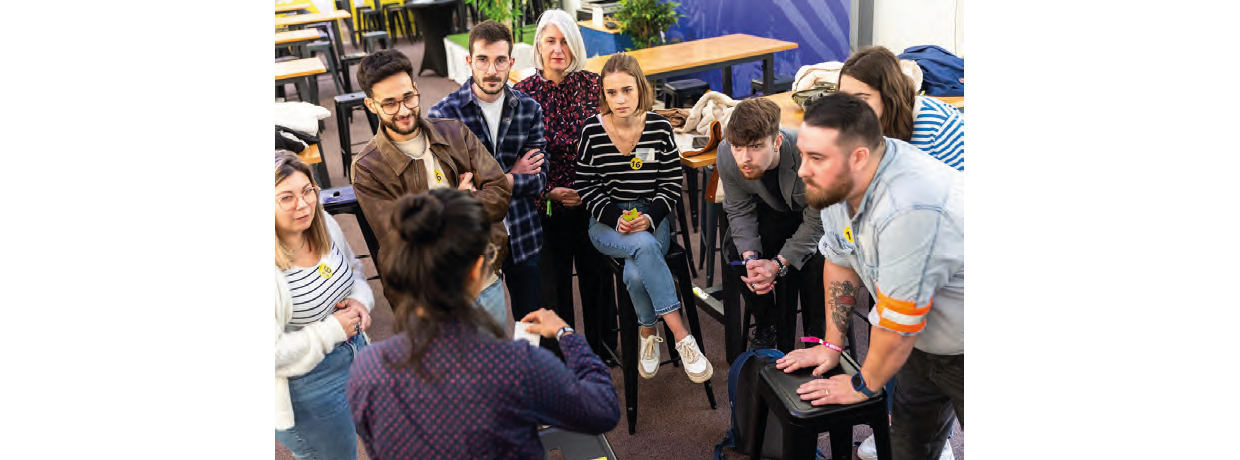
left=394, top=193, right=445, bottom=243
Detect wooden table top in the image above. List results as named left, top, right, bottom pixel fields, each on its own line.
left=578, top=19, right=622, bottom=34
left=275, top=29, right=322, bottom=45
left=275, top=2, right=314, bottom=14
left=766, top=91, right=964, bottom=129
left=583, top=34, right=797, bottom=77
left=275, top=9, right=351, bottom=28
left=299, top=143, right=322, bottom=165
left=276, top=57, right=327, bottom=79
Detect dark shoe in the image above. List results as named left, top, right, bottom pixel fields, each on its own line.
left=750, top=325, right=777, bottom=350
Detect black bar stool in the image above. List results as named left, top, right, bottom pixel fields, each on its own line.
left=750, top=352, right=892, bottom=460
left=333, top=92, right=380, bottom=182
left=321, top=185, right=381, bottom=278
left=599, top=230, right=717, bottom=434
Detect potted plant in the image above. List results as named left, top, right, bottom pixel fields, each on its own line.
left=465, top=0, right=517, bottom=28
left=613, top=0, right=682, bottom=50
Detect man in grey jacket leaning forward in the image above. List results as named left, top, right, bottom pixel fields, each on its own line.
left=718, top=96, right=826, bottom=357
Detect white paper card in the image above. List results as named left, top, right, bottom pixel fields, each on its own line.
left=592, top=7, right=604, bottom=27
left=513, top=321, right=541, bottom=346
left=636, top=148, right=656, bottom=163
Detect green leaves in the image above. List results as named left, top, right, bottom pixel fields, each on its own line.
left=465, top=0, right=515, bottom=25
left=614, top=0, right=682, bottom=50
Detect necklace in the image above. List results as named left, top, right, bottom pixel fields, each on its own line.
left=609, top=114, right=644, bottom=153
left=288, top=236, right=306, bottom=253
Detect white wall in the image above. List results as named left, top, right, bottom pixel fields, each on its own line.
left=859, top=0, right=964, bottom=58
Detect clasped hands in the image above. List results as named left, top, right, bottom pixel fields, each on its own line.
left=740, top=252, right=779, bottom=295
left=332, top=298, right=371, bottom=338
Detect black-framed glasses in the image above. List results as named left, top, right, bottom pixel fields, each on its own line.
left=471, top=56, right=511, bottom=72
left=277, top=185, right=320, bottom=211
left=372, top=93, right=421, bottom=115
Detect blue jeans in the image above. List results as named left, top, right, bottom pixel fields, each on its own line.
left=275, top=333, right=367, bottom=460
left=503, top=251, right=542, bottom=321
left=587, top=200, right=677, bottom=328
left=475, top=277, right=507, bottom=327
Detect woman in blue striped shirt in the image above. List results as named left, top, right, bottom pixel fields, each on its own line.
left=838, top=46, right=965, bottom=171
left=574, top=53, right=713, bottom=384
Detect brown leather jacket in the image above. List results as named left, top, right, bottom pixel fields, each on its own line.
left=352, top=116, right=512, bottom=304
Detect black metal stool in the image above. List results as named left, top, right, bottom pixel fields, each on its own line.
left=599, top=237, right=718, bottom=434
left=321, top=185, right=381, bottom=278
left=306, top=39, right=345, bottom=95
left=362, top=30, right=390, bottom=54
left=750, top=74, right=795, bottom=96
left=663, top=78, right=710, bottom=108
left=750, top=352, right=892, bottom=460
left=339, top=51, right=369, bottom=94
left=334, top=92, right=380, bottom=182
left=358, top=5, right=385, bottom=37
left=383, top=3, right=409, bottom=43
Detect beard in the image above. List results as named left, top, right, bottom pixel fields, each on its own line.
left=804, top=167, right=853, bottom=209
left=475, top=76, right=505, bottom=96
left=739, top=164, right=765, bottom=180
left=381, top=108, right=420, bottom=136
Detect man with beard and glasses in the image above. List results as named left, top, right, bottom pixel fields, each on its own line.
left=774, top=92, right=963, bottom=460
left=716, top=97, right=825, bottom=357
left=351, top=49, right=513, bottom=327
left=429, top=20, right=549, bottom=330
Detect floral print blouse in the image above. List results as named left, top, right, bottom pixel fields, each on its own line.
left=514, top=69, right=602, bottom=213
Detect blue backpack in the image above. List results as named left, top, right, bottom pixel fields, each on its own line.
left=716, top=348, right=821, bottom=460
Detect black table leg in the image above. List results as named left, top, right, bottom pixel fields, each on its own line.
left=721, top=65, right=733, bottom=98
left=762, top=54, right=775, bottom=96
left=683, top=165, right=699, bottom=233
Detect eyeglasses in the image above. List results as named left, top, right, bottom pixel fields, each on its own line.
left=277, top=185, right=320, bottom=211
left=372, top=93, right=420, bottom=115
left=471, top=56, right=511, bottom=72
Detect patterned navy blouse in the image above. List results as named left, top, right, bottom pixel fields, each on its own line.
left=347, top=320, right=620, bottom=460
left=514, top=69, right=602, bottom=213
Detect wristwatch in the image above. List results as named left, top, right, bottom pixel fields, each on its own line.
left=773, top=255, right=789, bottom=278
left=851, top=372, right=879, bottom=398
left=555, top=326, right=576, bottom=341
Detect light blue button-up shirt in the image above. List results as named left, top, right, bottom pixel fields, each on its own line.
left=818, top=138, right=964, bottom=355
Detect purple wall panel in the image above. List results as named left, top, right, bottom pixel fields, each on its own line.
left=662, top=0, right=850, bottom=98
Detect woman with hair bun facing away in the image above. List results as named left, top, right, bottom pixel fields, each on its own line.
left=346, top=188, right=620, bottom=460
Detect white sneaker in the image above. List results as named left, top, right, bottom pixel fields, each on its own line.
left=940, top=442, right=955, bottom=460
left=857, top=434, right=877, bottom=460
left=638, top=333, right=663, bottom=379
left=674, top=335, right=713, bottom=383
left=857, top=434, right=954, bottom=460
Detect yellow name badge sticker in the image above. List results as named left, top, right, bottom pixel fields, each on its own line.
left=630, top=157, right=643, bottom=169
left=844, top=226, right=854, bottom=243
left=434, top=169, right=444, bottom=184
left=317, top=263, right=333, bottom=279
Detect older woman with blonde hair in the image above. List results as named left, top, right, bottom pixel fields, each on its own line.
left=514, top=8, right=608, bottom=353
left=273, top=150, right=373, bottom=460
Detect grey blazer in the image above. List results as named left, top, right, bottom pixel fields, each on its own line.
left=717, top=128, right=824, bottom=270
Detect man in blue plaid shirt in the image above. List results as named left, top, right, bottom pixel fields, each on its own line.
left=429, top=20, right=548, bottom=322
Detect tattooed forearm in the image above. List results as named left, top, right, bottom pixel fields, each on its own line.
left=828, top=281, right=858, bottom=335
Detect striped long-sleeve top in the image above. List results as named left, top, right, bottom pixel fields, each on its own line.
left=911, top=96, right=965, bottom=171
left=574, top=113, right=682, bottom=228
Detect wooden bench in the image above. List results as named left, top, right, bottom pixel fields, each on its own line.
left=275, top=57, right=326, bottom=106
left=275, top=2, right=314, bottom=14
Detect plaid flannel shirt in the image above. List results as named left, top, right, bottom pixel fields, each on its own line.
left=428, top=78, right=548, bottom=264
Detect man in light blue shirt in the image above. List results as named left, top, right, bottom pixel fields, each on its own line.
left=774, top=92, right=963, bottom=460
